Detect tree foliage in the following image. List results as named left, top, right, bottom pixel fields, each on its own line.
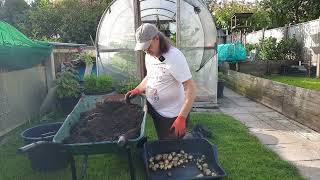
left=0, top=0, right=29, bottom=26
left=1, top=0, right=111, bottom=44
left=261, top=0, right=320, bottom=28
left=258, top=37, right=301, bottom=61
left=211, top=2, right=270, bottom=31
left=212, top=0, right=320, bottom=31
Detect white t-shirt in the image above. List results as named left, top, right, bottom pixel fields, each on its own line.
left=145, top=46, right=192, bottom=118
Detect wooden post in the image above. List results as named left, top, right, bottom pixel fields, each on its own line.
left=317, top=54, right=320, bottom=78
left=176, top=0, right=181, bottom=47
left=317, top=17, right=320, bottom=78
left=44, top=51, right=56, bottom=90
left=133, top=0, right=145, bottom=80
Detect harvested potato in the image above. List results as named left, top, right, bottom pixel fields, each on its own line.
left=155, top=154, right=162, bottom=161
left=204, top=169, right=211, bottom=176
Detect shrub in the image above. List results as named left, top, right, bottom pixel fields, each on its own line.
left=96, top=75, right=113, bottom=93
left=258, top=37, right=279, bottom=61
left=74, top=52, right=94, bottom=66
left=278, top=37, right=301, bottom=61
left=56, top=71, right=81, bottom=99
left=116, top=79, right=140, bottom=94
left=245, top=43, right=257, bottom=52
left=84, top=75, right=97, bottom=93
left=84, top=74, right=113, bottom=94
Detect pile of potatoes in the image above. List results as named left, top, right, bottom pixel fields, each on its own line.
left=148, top=150, right=217, bottom=177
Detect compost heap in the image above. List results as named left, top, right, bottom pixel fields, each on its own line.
left=64, top=100, right=144, bottom=143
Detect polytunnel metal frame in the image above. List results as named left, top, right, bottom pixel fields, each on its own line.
left=95, top=0, right=218, bottom=105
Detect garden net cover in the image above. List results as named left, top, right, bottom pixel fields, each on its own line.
left=218, top=41, right=247, bottom=64
left=0, top=21, right=53, bottom=70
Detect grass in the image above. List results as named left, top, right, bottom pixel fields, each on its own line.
left=263, top=75, right=320, bottom=91
left=0, top=113, right=304, bottom=180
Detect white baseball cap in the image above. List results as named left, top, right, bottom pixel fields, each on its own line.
left=134, top=23, right=159, bottom=51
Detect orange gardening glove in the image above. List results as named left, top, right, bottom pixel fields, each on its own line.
left=125, top=88, right=141, bottom=100
left=170, top=116, right=187, bottom=137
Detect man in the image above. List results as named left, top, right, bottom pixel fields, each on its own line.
left=125, top=23, right=197, bottom=140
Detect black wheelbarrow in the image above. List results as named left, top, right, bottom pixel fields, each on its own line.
left=143, top=138, right=227, bottom=180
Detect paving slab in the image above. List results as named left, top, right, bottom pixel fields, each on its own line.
left=268, top=142, right=320, bottom=161
left=219, top=87, right=320, bottom=180
left=293, top=160, right=320, bottom=180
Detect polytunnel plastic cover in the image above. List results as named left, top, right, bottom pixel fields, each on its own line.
left=96, top=0, right=218, bottom=103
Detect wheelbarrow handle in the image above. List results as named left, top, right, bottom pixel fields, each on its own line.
left=17, top=141, right=47, bottom=154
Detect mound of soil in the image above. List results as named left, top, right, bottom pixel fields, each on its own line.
left=64, top=96, right=144, bottom=144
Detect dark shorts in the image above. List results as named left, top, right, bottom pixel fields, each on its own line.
left=147, top=101, right=189, bottom=140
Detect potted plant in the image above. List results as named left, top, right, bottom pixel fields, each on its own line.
left=56, top=70, right=81, bottom=114
left=83, top=74, right=113, bottom=95
left=217, top=72, right=225, bottom=98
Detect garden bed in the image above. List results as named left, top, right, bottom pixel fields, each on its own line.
left=263, top=75, right=320, bottom=91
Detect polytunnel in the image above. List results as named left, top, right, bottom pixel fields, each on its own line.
left=96, top=0, right=218, bottom=104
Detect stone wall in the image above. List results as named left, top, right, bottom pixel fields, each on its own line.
left=225, top=70, right=320, bottom=132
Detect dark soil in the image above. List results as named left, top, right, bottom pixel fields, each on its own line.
left=64, top=95, right=144, bottom=143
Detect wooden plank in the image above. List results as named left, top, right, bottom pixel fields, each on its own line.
left=260, top=95, right=283, bottom=112
left=296, top=110, right=320, bottom=132
left=317, top=54, right=320, bottom=78
left=285, top=84, right=320, bottom=105
left=283, top=95, right=320, bottom=117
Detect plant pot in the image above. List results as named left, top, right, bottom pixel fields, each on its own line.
left=21, top=122, right=63, bottom=145
left=59, top=97, right=80, bottom=115
left=217, top=79, right=225, bottom=98
left=20, top=122, right=68, bottom=172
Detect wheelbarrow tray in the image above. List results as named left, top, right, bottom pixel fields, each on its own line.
left=143, top=138, right=227, bottom=180
left=53, top=94, right=147, bottom=155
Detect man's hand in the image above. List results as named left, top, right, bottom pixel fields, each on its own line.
left=125, top=88, right=142, bottom=100
left=170, top=116, right=186, bottom=137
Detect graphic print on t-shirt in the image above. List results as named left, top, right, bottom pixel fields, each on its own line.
left=146, top=86, right=159, bottom=103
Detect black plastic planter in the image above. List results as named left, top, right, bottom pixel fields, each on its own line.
left=19, top=122, right=70, bottom=172
left=217, top=79, right=225, bottom=98
left=21, top=122, right=63, bottom=145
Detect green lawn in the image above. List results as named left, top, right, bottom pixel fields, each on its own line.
left=0, top=113, right=304, bottom=180
left=264, top=75, right=320, bottom=91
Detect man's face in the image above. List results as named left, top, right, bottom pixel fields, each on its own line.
left=144, top=35, right=160, bottom=57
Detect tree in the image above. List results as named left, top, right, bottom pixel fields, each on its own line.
left=23, top=0, right=62, bottom=40
left=17, top=0, right=111, bottom=43
left=58, top=0, right=110, bottom=44
left=0, top=0, right=29, bottom=26
left=211, top=2, right=270, bottom=31
left=261, top=0, right=320, bottom=28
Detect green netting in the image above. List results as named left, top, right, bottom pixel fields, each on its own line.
left=218, top=41, right=247, bottom=64
left=0, top=21, right=53, bottom=70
